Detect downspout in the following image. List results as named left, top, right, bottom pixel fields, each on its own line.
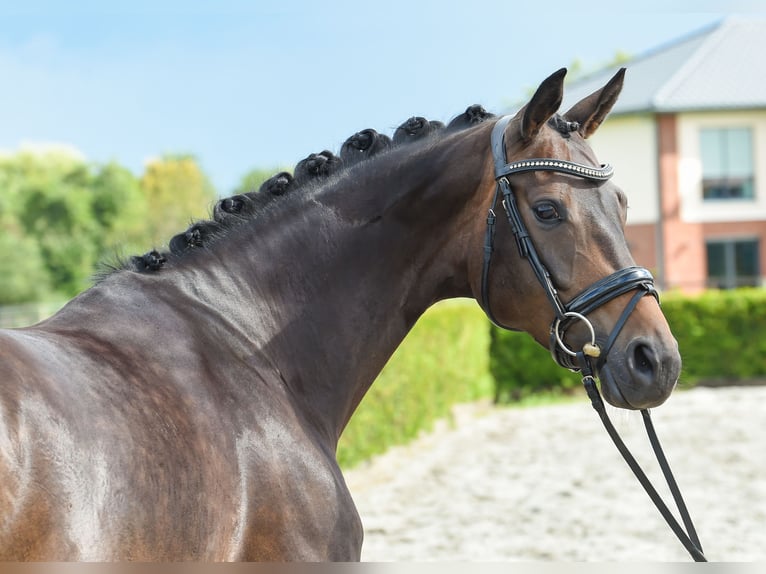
left=654, top=112, right=667, bottom=291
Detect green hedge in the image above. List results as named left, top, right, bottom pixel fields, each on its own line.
left=337, top=299, right=493, bottom=468
left=339, top=289, right=766, bottom=469
left=489, top=288, right=766, bottom=401
left=489, top=328, right=582, bottom=403
left=662, top=288, right=766, bottom=383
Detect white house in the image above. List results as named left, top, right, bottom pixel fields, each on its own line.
left=562, top=16, right=766, bottom=291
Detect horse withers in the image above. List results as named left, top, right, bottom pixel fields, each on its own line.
left=0, top=68, right=680, bottom=560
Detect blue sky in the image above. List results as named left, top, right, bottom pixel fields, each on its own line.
left=0, top=1, right=760, bottom=195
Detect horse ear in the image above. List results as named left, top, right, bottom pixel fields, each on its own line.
left=520, top=68, right=567, bottom=141
left=564, top=68, right=626, bottom=139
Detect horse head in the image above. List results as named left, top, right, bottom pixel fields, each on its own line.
left=479, top=68, right=681, bottom=410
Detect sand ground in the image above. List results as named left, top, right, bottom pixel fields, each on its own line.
left=345, top=385, right=766, bottom=561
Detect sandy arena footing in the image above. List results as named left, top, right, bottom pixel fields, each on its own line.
left=345, top=385, right=766, bottom=561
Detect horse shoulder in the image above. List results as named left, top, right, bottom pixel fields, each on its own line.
left=0, top=330, right=81, bottom=559
left=226, top=393, right=363, bottom=560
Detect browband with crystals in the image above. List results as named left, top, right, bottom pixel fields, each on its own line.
left=495, top=158, right=614, bottom=181
left=490, top=114, right=615, bottom=182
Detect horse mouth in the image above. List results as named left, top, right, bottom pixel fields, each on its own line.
left=598, top=362, right=636, bottom=409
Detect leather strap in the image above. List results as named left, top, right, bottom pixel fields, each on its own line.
left=566, top=266, right=657, bottom=317
left=581, top=373, right=706, bottom=561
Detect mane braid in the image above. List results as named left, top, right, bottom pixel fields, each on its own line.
left=104, top=104, right=495, bottom=278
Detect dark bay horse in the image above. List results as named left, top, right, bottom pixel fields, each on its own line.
left=0, top=68, right=681, bottom=560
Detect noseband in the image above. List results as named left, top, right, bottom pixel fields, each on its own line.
left=481, top=115, right=706, bottom=561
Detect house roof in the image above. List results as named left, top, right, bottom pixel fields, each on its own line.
left=560, top=17, right=766, bottom=115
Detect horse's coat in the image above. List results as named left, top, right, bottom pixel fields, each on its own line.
left=0, top=68, right=680, bottom=560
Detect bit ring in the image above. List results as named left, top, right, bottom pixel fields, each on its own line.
left=553, top=311, right=598, bottom=357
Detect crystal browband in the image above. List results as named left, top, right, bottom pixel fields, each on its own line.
left=495, top=158, right=614, bottom=181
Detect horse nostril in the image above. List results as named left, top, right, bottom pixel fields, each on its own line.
left=628, top=340, right=658, bottom=382
left=609, top=338, right=679, bottom=409
left=634, top=343, right=654, bottom=375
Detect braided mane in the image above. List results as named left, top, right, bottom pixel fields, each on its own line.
left=116, top=104, right=495, bottom=276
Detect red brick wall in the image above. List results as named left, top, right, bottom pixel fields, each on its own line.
left=657, top=114, right=706, bottom=292
left=626, top=220, right=766, bottom=291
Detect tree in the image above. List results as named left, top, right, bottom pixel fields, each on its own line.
left=91, top=162, right=149, bottom=259
left=138, top=154, right=217, bottom=246
left=0, top=150, right=160, bottom=303
left=0, top=213, right=52, bottom=304
left=0, top=150, right=101, bottom=299
left=15, top=155, right=101, bottom=296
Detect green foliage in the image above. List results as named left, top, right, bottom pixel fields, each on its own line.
left=90, top=163, right=151, bottom=260
left=138, top=154, right=217, bottom=245
left=1, top=151, right=101, bottom=297
left=337, top=300, right=493, bottom=468
left=489, top=288, right=766, bottom=402
left=0, top=150, right=220, bottom=303
left=345, top=289, right=766, bottom=466
left=233, top=167, right=288, bottom=196
left=489, top=327, right=581, bottom=403
left=0, top=214, right=52, bottom=303
left=18, top=174, right=101, bottom=295
left=661, top=289, right=766, bottom=383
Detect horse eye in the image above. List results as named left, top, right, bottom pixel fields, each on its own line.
left=533, top=202, right=560, bottom=222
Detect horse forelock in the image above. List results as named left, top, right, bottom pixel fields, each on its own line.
left=548, top=114, right=580, bottom=139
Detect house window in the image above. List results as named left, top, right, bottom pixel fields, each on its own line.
left=706, top=238, right=760, bottom=289
left=700, top=127, right=755, bottom=200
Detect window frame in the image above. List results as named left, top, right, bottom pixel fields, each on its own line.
left=700, top=127, right=756, bottom=201
left=705, top=237, right=761, bottom=289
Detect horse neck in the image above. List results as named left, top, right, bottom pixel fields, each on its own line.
left=269, top=138, right=488, bottom=438
left=146, top=127, right=492, bottom=445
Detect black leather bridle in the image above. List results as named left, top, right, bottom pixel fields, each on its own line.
left=482, top=115, right=706, bottom=562
left=481, top=115, right=659, bottom=370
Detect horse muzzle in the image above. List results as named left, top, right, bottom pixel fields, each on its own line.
left=549, top=267, right=681, bottom=410
left=597, top=335, right=681, bottom=409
